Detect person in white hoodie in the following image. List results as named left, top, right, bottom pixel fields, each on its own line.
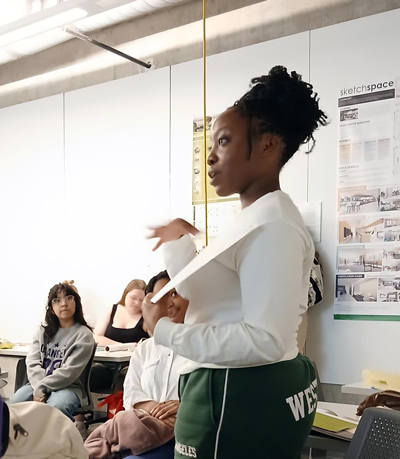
left=0, top=395, right=88, bottom=459
left=144, top=66, right=328, bottom=458
left=9, top=281, right=95, bottom=421
left=85, top=271, right=189, bottom=459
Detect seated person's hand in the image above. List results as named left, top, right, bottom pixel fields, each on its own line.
left=150, top=400, right=179, bottom=427
left=160, top=415, right=177, bottom=428
left=148, top=218, right=198, bottom=251
left=33, top=395, right=46, bottom=403
left=134, top=400, right=159, bottom=414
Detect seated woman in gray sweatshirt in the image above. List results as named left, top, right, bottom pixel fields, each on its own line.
left=9, top=281, right=95, bottom=420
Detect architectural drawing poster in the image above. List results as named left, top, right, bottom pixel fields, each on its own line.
left=335, top=76, right=400, bottom=320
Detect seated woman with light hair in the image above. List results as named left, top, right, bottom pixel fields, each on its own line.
left=90, top=279, right=149, bottom=393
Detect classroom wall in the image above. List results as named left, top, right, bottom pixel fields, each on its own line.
left=1, top=8, right=400, bottom=385
left=0, top=67, right=170, bottom=341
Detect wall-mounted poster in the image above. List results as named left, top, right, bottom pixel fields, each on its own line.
left=335, top=76, right=400, bottom=320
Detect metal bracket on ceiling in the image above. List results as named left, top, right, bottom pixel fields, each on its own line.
left=64, top=27, right=152, bottom=69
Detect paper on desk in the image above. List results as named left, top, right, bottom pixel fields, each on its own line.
left=313, top=408, right=359, bottom=432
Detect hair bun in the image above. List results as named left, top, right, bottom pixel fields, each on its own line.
left=63, top=280, right=74, bottom=285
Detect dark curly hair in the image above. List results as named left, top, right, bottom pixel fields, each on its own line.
left=234, top=65, right=328, bottom=166
left=43, top=282, right=92, bottom=342
left=145, top=271, right=170, bottom=295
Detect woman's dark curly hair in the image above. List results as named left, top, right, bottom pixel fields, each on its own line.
left=234, top=65, right=328, bottom=166
left=43, top=282, right=92, bottom=342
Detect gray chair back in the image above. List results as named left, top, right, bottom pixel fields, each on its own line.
left=74, top=345, right=96, bottom=414
left=344, top=407, right=400, bottom=459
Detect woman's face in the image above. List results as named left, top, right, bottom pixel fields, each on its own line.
left=168, top=289, right=189, bottom=324
left=125, top=288, right=145, bottom=314
left=207, top=107, right=280, bottom=198
left=51, top=290, right=76, bottom=322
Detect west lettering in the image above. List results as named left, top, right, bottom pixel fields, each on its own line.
left=286, top=392, right=306, bottom=421
left=304, top=387, right=314, bottom=414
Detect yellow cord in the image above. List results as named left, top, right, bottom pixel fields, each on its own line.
left=202, top=0, right=208, bottom=246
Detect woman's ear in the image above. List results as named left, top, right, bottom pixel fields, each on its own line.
left=259, top=133, right=281, bottom=158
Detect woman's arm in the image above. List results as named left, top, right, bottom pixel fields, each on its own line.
left=94, top=305, right=121, bottom=346
left=154, top=222, right=309, bottom=366
left=33, top=330, right=95, bottom=398
left=123, top=341, right=155, bottom=410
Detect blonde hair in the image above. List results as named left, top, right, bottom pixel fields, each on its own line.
left=118, top=279, right=146, bottom=306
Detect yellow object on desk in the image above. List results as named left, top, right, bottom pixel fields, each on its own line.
left=0, top=342, right=14, bottom=349
left=314, top=410, right=358, bottom=433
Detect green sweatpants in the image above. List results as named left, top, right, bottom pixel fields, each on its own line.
left=174, top=354, right=316, bottom=459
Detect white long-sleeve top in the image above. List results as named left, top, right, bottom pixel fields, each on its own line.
left=154, top=191, right=314, bottom=374
left=123, top=337, right=181, bottom=410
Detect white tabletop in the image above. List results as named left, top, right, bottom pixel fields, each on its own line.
left=341, top=381, right=377, bottom=396
left=0, top=346, right=132, bottom=363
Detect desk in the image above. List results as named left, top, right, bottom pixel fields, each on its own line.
left=341, top=381, right=376, bottom=397
left=305, top=402, right=359, bottom=459
left=0, top=346, right=132, bottom=363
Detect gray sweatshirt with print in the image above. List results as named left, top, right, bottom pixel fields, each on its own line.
left=26, top=323, right=95, bottom=403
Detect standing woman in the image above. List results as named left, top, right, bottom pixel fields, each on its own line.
left=9, top=281, right=95, bottom=420
left=144, top=66, right=328, bottom=458
left=91, top=279, right=148, bottom=392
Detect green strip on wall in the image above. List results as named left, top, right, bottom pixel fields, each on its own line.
left=334, top=314, right=400, bottom=321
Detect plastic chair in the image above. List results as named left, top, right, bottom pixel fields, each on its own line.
left=344, top=407, right=400, bottom=459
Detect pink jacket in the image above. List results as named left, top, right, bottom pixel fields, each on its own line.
left=85, top=409, right=174, bottom=459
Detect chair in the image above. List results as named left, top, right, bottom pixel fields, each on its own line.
left=14, top=358, right=28, bottom=392
left=344, top=407, right=400, bottom=459
left=74, top=345, right=97, bottom=418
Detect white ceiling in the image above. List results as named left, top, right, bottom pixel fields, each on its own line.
left=0, top=0, right=187, bottom=65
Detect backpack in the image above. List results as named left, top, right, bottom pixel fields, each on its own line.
left=308, top=253, right=323, bottom=308
left=0, top=396, right=87, bottom=459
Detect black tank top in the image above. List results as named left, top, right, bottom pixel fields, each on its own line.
left=104, top=304, right=149, bottom=343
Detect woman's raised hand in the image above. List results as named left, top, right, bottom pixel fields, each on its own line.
left=148, top=218, right=199, bottom=251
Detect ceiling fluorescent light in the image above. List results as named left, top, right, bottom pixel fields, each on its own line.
left=0, top=8, right=88, bottom=48
left=9, top=29, right=72, bottom=56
